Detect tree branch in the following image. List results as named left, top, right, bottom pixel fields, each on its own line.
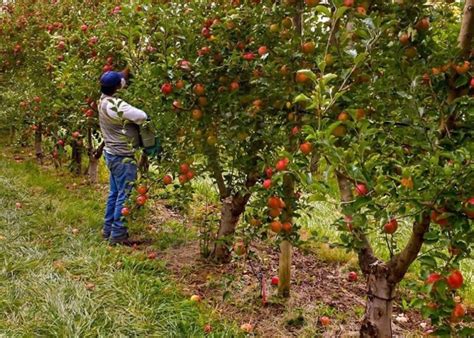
left=388, top=211, right=431, bottom=284
left=336, top=171, right=378, bottom=275
left=207, top=145, right=228, bottom=199
left=459, top=0, right=474, bottom=55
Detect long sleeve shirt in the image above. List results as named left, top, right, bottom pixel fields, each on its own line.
left=98, top=94, right=148, bottom=157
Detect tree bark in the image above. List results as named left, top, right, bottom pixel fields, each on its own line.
left=459, top=0, right=474, bottom=55
left=212, top=194, right=250, bottom=263
left=71, top=141, right=83, bottom=175
left=360, top=262, right=395, bottom=338
left=87, top=157, right=99, bottom=183
left=278, top=173, right=295, bottom=297
left=87, top=141, right=104, bottom=184
left=34, top=124, right=43, bottom=165
left=336, top=171, right=378, bottom=273
left=9, top=126, right=16, bottom=145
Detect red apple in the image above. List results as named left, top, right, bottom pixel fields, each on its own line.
left=258, top=46, right=268, bottom=56
left=282, top=222, right=292, bottom=233
left=463, top=197, right=474, bottom=218
left=204, top=324, right=212, bottom=333
left=265, top=167, right=273, bottom=178
left=137, top=185, right=148, bottom=195
left=229, top=81, right=240, bottom=91
left=161, top=83, right=173, bottom=95
left=243, top=52, right=255, bottom=61
left=299, top=142, right=313, bottom=155
left=186, top=170, right=195, bottom=180
left=452, top=303, right=465, bottom=319
left=240, top=323, right=253, bottom=333
left=178, top=60, right=192, bottom=71
left=425, top=272, right=442, bottom=284
left=431, top=209, right=449, bottom=227
left=343, top=0, right=354, bottom=7
left=201, top=27, right=211, bottom=38
left=163, top=175, right=173, bottom=185
left=270, top=221, right=282, bottom=233
left=263, top=179, right=272, bottom=190
left=320, top=316, right=331, bottom=326
left=136, top=195, right=147, bottom=206
left=179, top=163, right=190, bottom=174
left=267, top=196, right=281, bottom=209
left=271, top=276, right=279, bottom=286
left=447, top=270, right=463, bottom=289
left=147, top=251, right=157, bottom=260
left=275, top=158, right=289, bottom=171
left=84, top=109, right=94, bottom=117
left=193, top=83, right=206, bottom=96
left=121, top=207, right=130, bottom=216
left=179, top=175, right=188, bottom=185
left=384, top=218, right=398, bottom=234
left=348, top=271, right=358, bottom=282
left=355, top=183, right=368, bottom=196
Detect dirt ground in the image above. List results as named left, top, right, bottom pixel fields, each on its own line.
left=147, top=202, right=430, bottom=337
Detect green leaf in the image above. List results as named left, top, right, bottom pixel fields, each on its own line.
left=354, top=52, right=368, bottom=65
left=297, top=69, right=317, bottom=83
left=423, top=231, right=440, bottom=244
left=455, top=75, right=468, bottom=88
left=294, top=94, right=311, bottom=104
left=322, top=73, right=337, bottom=85
left=334, top=7, right=350, bottom=20
left=315, top=5, right=331, bottom=17
left=418, top=255, right=437, bottom=269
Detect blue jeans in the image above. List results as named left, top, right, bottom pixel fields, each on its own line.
left=103, top=151, right=137, bottom=240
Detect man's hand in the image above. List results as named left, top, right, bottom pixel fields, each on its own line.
left=121, top=66, right=130, bottom=81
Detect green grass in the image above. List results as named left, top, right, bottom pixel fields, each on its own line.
left=0, top=155, right=239, bottom=337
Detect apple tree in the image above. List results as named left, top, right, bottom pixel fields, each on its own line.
left=296, top=0, right=473, bottom=335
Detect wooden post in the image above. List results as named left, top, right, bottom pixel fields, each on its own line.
left=278, top=240, right=292, bottom=297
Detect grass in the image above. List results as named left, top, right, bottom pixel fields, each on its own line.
left=0, top=152, right=239, bottom=336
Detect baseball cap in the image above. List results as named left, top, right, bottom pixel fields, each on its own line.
left=100, top=71, right=124, bottom=87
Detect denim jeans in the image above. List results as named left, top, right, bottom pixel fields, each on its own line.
left=103, top=151, right=137, bottom=240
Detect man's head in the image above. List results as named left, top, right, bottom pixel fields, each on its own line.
left=100, top=71, right=126, bottom=96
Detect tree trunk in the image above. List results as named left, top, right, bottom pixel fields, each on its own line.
left=9, top=126, right=16, bottom=145
left=87, top=142, right=105, bottom=184
left=138, top=152, right=149, bottom=174
left=278, top=240, right=292, bottom=298
left=360, top=263, right=396, bottom=338
left=278, top=173, right=295, bottom=297
left=87, top=156, right=100, bottom=184
left=34, top=124, right=43, bottom=164
left=212, top=195, right=249, bottom=263
left=459, top=0, right=474, bottom=55
left=71, top=141, right=83, bottom=175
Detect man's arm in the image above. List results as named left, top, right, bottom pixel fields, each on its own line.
left=116, top=99, right=148, bottom=125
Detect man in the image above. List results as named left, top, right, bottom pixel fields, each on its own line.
left=98, top=70, right=147, bottom=245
